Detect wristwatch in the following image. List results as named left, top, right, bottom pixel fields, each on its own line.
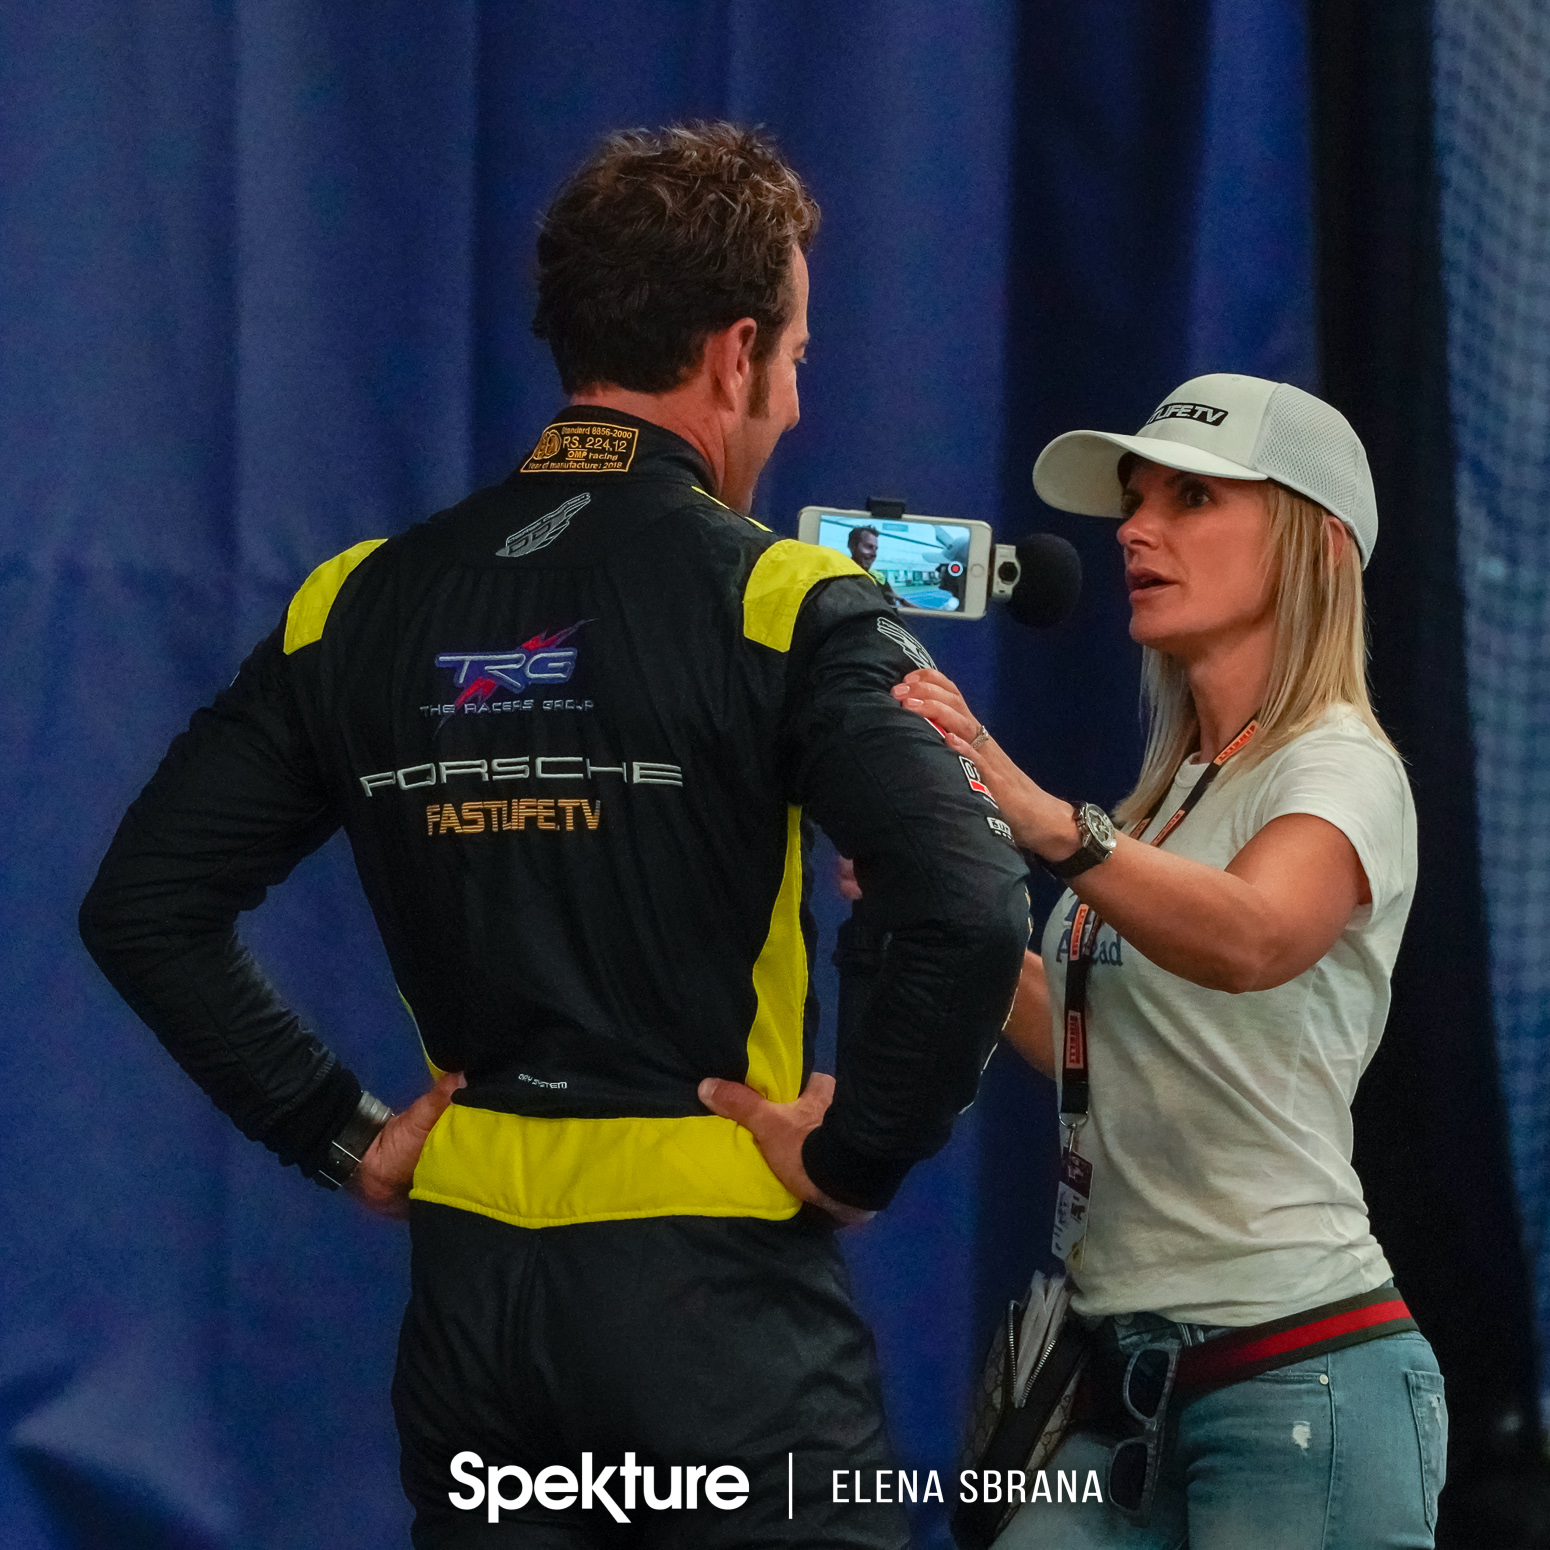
left=1039, top=802, right=1118, bottom=880
left=316, top=1091, right=394, bottom=1189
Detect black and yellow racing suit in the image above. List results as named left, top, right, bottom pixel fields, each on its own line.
left=81, top=409, right=1029, bottom=1547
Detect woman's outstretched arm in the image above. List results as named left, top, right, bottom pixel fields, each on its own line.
left=894, top=669, right=1370, bottom=995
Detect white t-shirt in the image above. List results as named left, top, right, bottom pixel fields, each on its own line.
left=1039, top=706, right=1417, bottom=1325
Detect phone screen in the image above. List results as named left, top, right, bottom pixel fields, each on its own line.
left=814, top=514, right=973, bottom=613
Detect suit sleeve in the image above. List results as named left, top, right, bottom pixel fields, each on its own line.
left=78, top=624, right=363, bottom=1180
left=782, top=579, right=1030, bottom=1210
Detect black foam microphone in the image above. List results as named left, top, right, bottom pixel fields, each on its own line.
left=1006, top=534, right=1082, bottom=629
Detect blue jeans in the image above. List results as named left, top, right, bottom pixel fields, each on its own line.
left=994, top=1312, right=1447, bottom=1550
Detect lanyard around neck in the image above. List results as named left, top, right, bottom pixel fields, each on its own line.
left=1059, top=716, right=1259, bottom=1133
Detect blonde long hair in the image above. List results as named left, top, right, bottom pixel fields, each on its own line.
left=1112, top=481, right=1395, bottom=828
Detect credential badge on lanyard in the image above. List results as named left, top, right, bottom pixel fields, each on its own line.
left=1051, top=715, right=1259, bottom=1267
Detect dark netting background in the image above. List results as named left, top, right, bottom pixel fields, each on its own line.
left=1436, top=0, right=1550, bottom=1423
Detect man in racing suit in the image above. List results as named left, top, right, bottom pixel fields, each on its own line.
left=80, top=124, right=1028, bottom=1548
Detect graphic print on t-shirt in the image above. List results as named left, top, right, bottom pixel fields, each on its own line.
left=1054, top=898, right=1124, bottom=966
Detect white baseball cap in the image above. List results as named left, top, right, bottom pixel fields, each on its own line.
left=1032, top=373, right=1378, bottom=566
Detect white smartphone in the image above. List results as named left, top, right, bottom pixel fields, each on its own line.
left=796, top=506, right=994, bottom=620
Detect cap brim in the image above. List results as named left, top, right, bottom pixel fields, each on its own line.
left=1032, top=430, right=1267, bottom=517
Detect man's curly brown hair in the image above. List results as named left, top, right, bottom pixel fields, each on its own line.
left=533, top=122, right=820, bottom=395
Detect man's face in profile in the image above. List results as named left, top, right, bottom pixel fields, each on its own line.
left=849, top=530, right=878, bottom=570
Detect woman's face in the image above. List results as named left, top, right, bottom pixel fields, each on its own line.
left=1116, top=458, right=1275, bottom=659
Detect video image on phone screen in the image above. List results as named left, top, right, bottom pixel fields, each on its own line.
left=816, top=516, right=970, bottom=612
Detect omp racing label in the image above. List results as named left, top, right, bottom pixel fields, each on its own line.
left=521, top=422, right=639, bottom=474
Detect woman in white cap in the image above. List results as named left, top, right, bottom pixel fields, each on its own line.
left=896, top=375, right=1446, bottom=1547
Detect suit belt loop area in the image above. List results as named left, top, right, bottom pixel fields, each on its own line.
left=410, top=1105, right=803, bottom=1228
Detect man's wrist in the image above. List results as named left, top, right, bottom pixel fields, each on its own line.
left=315, top=1091, right=395, bottom=1189
left=801, top=1124, right=911, bottom=1213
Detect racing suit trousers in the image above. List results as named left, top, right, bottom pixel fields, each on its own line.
left=394, top=1201, right=910, bottom=1549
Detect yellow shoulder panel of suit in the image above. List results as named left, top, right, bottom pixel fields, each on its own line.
left=743, top=539, right=866, bottom=653
left=283, top=538, right=388, bottom=654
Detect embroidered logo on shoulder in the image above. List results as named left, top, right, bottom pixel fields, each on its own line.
left=960, top=754, right=999, bottom=808
left=877, top=615, right=935, bottom=670
left=497, top=493, right=590, bottom=559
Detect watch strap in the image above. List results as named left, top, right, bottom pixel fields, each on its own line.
left=1041, top=842, right=1108, bottom=881
left=1039, top=804, right=1116, bottom=881
left=316, top=1091, right=394, bottom=1189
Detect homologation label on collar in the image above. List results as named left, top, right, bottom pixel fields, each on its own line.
left=521, top=422, right=639, bottom=474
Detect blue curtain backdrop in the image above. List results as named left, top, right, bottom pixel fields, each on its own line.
left=1434, top=0, right=1550, bottom=1428
left=0, top=4, right=1314, bottom=1546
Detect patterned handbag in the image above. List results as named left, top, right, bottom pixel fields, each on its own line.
left=952, top=1271, right=1091, bottom=1550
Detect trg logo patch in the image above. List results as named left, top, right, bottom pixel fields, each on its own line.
left=434, top=623, right=586, bottom=726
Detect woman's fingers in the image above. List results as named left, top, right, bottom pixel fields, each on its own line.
left=902, top=701, right=981, bottom=744
left=891, top=673, right=981, bottom=742
left=895, top=670, right=969, bottom=713
left=836, top=856, right=862, bottom=900
left=900, top=667, right=958, bottom=691
left=946, top=728, right=1012, bottom=779
left=943, top=729, right=1043, bottom=843
left=889, top=670, right=1048, bottom=849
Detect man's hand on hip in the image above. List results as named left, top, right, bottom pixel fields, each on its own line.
left=697, top=1071, right=874, bottom=1227
left=346, top=1071, right=466, bottom=1219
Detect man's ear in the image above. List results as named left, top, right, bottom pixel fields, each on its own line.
left=703, top=317, right=760, bottom=410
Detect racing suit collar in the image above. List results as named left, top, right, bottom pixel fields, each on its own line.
left=515, top=406, right=715, bottom=493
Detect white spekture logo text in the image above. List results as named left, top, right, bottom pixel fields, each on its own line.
left=449, top=1452, right=749, bottom=1525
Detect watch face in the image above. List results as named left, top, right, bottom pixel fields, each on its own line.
left=1081, top=804, right=1116, bottom=851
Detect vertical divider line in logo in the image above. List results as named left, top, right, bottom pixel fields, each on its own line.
left=787, top=1453, right=793, bottom=1520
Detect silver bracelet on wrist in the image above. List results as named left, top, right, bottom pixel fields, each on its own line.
left=317, top=1091, right=394, bottom=1189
